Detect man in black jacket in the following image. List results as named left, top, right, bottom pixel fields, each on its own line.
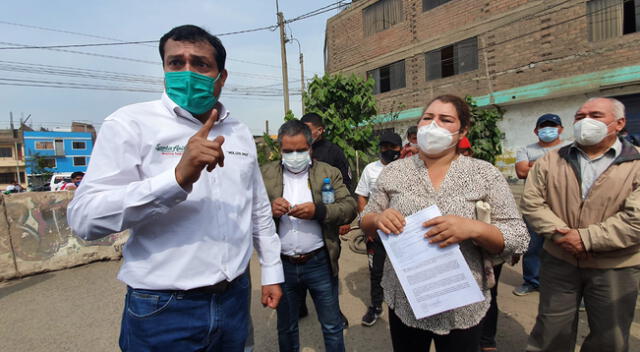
left=301, top=113, right=351, bottom=189
left=300, top=112, right=351, bottom=326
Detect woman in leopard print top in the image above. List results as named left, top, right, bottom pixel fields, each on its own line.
left=361, top=95, right=528, bottom=351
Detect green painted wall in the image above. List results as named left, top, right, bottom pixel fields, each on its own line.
left=373, top=65, right=640, bottom=123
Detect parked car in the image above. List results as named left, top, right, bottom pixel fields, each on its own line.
left=29, top=183, right=51, bottom=192
left=49, top=173, right=72, bottom=191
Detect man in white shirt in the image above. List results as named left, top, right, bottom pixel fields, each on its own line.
left=355, top=132, right=402, bottom=327
left=67, top=25, right=283, bottom=352
left=260, top=120, right=357, bottom=352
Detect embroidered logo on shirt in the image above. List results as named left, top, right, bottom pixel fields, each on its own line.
left=155, top=144, right=185, bottom=156
left=228, top=150, right=249, bottom=157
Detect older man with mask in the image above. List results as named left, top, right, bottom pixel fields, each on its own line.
left=67, top=25, right=283, bottom=351
left=261, top=120, right=357, bottom=352
left=522, top=97, right=640, bottom=352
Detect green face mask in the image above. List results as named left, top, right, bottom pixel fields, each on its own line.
left=165, top=71, right=221, bottom=115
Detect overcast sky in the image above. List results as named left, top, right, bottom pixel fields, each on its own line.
left=0, top=1, right=345, bottom=135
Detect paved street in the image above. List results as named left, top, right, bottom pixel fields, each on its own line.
left=1, top=245, right=639, bottom=352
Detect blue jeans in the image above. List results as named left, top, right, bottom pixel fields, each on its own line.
left=277, top=249, right=344, bottom=352
left=119, top=272, right=250, bottom=352
left=522, top=222, right=544, bottom=288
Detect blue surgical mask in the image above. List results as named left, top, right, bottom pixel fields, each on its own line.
left=282, top=151, right=311, bottom=173
left=538, top=127, right=559, bottom=142
left=165, top=71, right=221, bottom=115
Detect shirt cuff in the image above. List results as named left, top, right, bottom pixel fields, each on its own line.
left=261, top=262, right=284, bottom=285
left=149, top=168, right=189, bottom=209
left=578, top=228, right=592, bottom=251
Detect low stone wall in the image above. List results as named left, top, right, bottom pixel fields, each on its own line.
left=0, top=191, right=128, bottom=281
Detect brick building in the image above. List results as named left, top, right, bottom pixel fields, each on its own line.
left=325, top=0, right=640, bottom=178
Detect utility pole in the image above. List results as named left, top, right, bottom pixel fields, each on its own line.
left=290, top=38, right=305, bottom=114
left=276, top=1, right=290, bottom=115
left=299, top=51, right=305, bottom=114
left=9, top=112, right=21, bottom=185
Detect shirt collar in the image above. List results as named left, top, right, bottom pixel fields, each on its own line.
left=161, top=91, right=230, bottom=125
left=572, top=138, right=622, bottom=160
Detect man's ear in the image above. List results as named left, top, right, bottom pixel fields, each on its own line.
left=219, top=69, right=228, bottom=87
left=615, top=117, right=626, bottom=133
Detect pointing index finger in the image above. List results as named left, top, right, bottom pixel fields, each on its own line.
left=195, top=108, right=219, bottom=139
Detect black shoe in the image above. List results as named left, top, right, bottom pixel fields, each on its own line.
left=299, top=303, right=309, bottom=318
left=341, top=311, right=349, bottom=329
left=361, top=306, right=383, bottom=327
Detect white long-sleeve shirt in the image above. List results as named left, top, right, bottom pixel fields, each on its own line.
left=67, top=93, right=284, bottom=290
left=279, top=169, right=324, bottom=256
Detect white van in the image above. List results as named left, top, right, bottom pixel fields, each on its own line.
left=49, top=173, right=72, bottom=191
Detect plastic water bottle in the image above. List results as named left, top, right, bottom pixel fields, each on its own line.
left=321, top=177, right=335, bottom=204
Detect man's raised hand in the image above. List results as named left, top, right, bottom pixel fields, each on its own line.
left=175, top=109, right=225, bottom=190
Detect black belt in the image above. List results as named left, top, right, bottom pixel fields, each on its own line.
left=130, top=271, right=246, bottom=296
left=185, top=277, right=238, bottom=295
left=281, top=247, right=325, bottom=264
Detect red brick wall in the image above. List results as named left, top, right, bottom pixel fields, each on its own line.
left=326, top=0, right=640, bottom=113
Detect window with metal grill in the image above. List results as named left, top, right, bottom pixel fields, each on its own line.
left=588, top=0, right=640, bottom=41
left=73, top=157, right=87, bottom=166
left=0, top=147, right=12, bottom=158
left=363, top=0, right=403, bottom=36
left=367, top=60, right=406, bottom=94
left=425, top=37, right=478, bottom=80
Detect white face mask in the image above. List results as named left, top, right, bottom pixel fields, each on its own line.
left=417, top=122, right=459, bottom=156
left=282, top=151, right=311, bottom=173
left=573, top=118, right=614, bottom=146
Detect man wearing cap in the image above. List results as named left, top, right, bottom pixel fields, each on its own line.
left=513, top=113, right=570, bottom=296
left=355, top=131, right=402, bottom=326
left=261, top=120, right=357, bottom=352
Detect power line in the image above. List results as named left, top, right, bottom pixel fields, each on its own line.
left=0, top=40, right=158, bottom=50
left=0, top=45, right=284, bottom=81
left=0, top=77, right=302, bottom=96
left=286, top=2, right=351, bottom=24
left=0, top=2, right=346, bottom=72
left=0, top=2, right=350, bottom=51
left=0, top=41, right=160, bottom=64
left=0, top=20, right=157, bottom=46
left=0, top=60, right=304, bottom=96
left=215, top=25, right=278, bottom=36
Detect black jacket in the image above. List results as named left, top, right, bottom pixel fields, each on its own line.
left=311, top=138, right=351, bottom=189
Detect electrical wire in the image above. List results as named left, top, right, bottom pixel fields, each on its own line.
left=0, top=1, right=351, bottom=50
left=0, top=1, right=350, bottom=98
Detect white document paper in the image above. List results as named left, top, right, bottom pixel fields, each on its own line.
left=378, top=205, right=484, bottom=319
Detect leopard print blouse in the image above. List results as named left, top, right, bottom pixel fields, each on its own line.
left=363, top=154, right=529, bottom=334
